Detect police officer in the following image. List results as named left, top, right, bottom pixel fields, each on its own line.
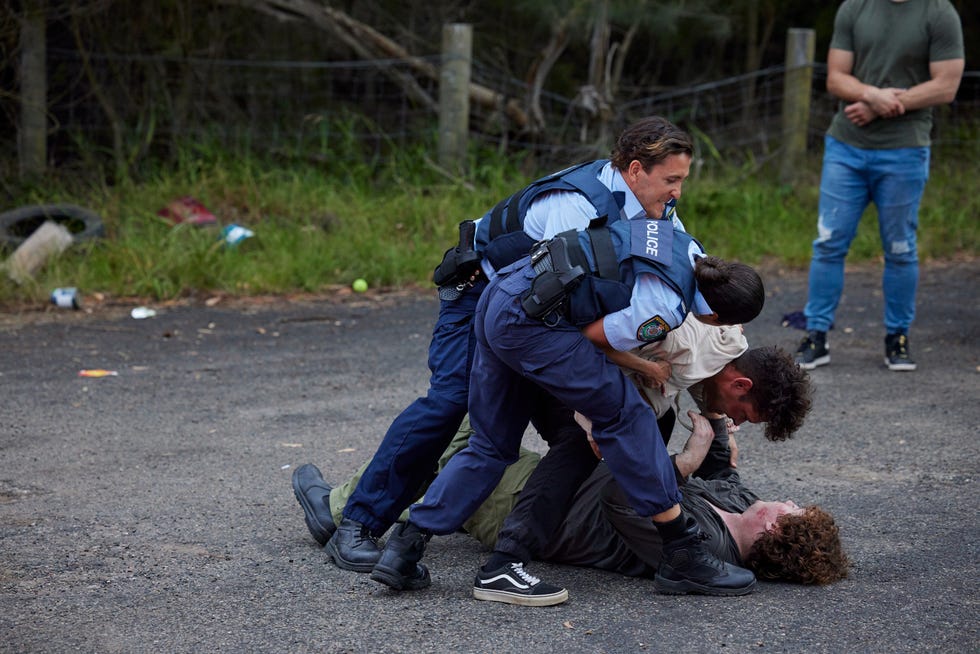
left=293, top=117, right=697, bottom=576
left=370, top=216, right=766, bottom=602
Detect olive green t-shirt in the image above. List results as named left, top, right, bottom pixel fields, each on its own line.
left=827, top=0, right=964, bottom=149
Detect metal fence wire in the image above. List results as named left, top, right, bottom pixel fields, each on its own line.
left=29, top=49, right=980, bottom=171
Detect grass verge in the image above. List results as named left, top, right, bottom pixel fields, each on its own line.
left=0, top=141, right=975, bottom=308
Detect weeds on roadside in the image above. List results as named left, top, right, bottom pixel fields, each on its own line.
left=0, top=132, right=975, bottom=307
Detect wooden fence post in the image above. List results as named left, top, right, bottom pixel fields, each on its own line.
left=18, top=0, right=47, bottom=179
left=438, top=23, right=472, bottom=175
left=780, top=27, right=815, bottom=183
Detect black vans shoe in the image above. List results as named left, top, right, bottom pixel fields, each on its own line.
left=473, top=562, right=568, bottom=607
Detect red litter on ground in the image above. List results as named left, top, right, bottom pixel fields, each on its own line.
left=157, top=197, right=217, bottom=226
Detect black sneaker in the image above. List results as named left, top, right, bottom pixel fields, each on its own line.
left=291, top=463, right=336, bottom=546
left=885, top=333, right=916, bottom=371
left=326, top=518, right=382, bottom=573
left=473, top=562, right=569, bottom=606
left=795, top=330, right=829, bottom=370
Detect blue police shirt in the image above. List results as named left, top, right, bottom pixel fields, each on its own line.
left=473, top=162, right=686, bottom=280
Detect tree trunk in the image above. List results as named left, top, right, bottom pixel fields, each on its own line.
left=575, top=0, right=613, bottom=150
left=18, top=0, right=47, bottom=179
left=525, top=10, right=579, bottom=134
left=741, top=0, right=777, bottom=126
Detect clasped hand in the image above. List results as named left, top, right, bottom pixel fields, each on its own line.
left=847, top=86, right=906, bottom=126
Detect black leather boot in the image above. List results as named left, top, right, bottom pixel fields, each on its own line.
left=325, top=518, right=382, bottom=573
left=291, top=463, right=336, bottom=546
left=370, top=521, right=431, bottom=591
left=654, top=513, right=757, bottom=596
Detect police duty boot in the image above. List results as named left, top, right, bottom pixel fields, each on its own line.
left=370, top=521, right=431, bottom=591
left=291, top=463, right=336, bottom=546
left=653, top=514, right=757, bottom=596
left=325, top=518, right=382, bottom=573
left=884, top=333, right=917, bottom=371
left=795, top=330, right=829, bottom=370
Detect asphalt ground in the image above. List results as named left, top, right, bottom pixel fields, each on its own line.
left=1, top=261, right=978, bottom=653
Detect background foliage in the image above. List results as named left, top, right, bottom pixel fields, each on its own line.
left=2, top=0, right=977, bottom=181
left=0, top=1, right=976, bottom=306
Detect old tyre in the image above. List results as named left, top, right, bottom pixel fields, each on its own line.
left=0, top=204, right=105, bottom=248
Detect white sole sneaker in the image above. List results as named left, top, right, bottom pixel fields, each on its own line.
left=885, top=357, right=916, bottom=371
left=797, top=354, right=830, bottom=370
left=473, top=585, right=569, bottom=606
left=473, top=562, right=569, bottom=606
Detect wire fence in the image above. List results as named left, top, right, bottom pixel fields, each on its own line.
left=25, top=49, right=980, bottom=173
left=623, top=67, right=980, bottom=163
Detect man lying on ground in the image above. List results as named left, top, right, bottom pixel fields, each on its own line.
left=295, top=411, right=848, bottom=592
left=294, top=319, right=820, bottom=602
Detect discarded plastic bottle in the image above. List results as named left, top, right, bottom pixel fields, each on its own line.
left=131, top=307, right=157, bottom=319
left=221, top=224, right=254, bottom=247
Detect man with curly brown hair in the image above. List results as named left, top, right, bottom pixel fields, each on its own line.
left=309, top=409, right=848, bottom=588
left=558, top=412, right=849, bottom=586
left=626, top=322, right=812, bottom=444
left=747, top=506, right=847, bottom=585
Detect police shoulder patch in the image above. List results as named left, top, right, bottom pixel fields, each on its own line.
left=637, top=315, right=670, bottom=342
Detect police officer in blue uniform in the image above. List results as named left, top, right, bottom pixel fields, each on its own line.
left=292, top=117, right=697, bottom=576
left=370, top=215, right=766, bottom=601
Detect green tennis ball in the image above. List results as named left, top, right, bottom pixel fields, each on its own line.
left=352, top=278, right=368, bottom=292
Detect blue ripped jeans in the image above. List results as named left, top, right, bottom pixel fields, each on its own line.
left=804, top=135, right=929, bottom=334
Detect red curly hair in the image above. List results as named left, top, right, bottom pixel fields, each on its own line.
left=745, top=505, right=850, bottom=585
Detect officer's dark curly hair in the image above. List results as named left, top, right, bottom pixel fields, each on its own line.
left=732, top=346, right=812, bottom=441
left=610, top=116, right=694, bottom=171
left=694, top=256, right=765, bottom=325
left=745, top=506, right=850, bottom=585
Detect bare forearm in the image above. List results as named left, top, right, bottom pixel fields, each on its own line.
left=827, top=69, right=875, bottom=105
left=672, top=412, right=716, bottom=478
left=898, top=60, right=964, bottom=111
left=605, top=347, right=651, bottom=376
left=827, top=48, right=904, bottom=118
left=582, top=318, right=643, bottom=373
left=583, top=320, right=671, bottom=387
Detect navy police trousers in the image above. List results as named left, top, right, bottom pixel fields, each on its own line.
left=343, top=278, right=486, bottom=535
left=410, top=259, right=682, bottom=535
